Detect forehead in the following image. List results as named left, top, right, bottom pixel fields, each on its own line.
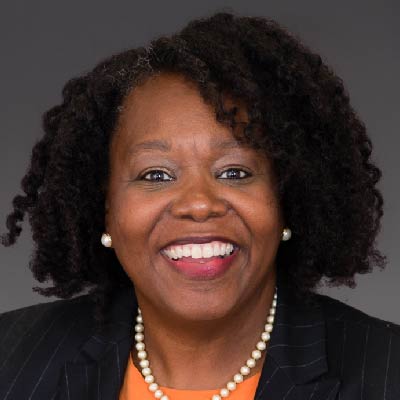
left=113, top=72, right=249, bottom=146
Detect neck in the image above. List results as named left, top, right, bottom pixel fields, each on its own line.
left=132, top=279, right=275, bottom=390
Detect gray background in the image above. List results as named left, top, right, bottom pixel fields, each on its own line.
left=1, top=1, right=399, bottom=322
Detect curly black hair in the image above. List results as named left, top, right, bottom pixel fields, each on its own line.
left=1, top=11, right=386, bottom=324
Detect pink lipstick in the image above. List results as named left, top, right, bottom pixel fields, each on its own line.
left=161, top=246, right=239, bottom=280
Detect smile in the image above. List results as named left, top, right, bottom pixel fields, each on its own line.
left=162, top=240, right=237, bottom=261
left=161, top=244, right=240, bottom=280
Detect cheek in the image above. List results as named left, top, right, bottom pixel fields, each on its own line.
left=108, top=190, right=166, bottom=284
left=110, top=191, right=161, bottom=251
left=242, top=188, right=283, bottom=255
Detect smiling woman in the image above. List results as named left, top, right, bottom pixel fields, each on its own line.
left=0, top=10, right=399, bottom=400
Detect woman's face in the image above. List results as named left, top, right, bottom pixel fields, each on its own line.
left=106, top=72, right=284, bottom=321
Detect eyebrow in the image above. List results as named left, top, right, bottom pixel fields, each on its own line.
left=127, top=138, right=247, bottom=156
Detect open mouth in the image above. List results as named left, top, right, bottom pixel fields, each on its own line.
left=176, top=244, right=237, bottom=262
left=161, top=245, right=240, bottom=279
left=162, top=242, right=239, bottom=262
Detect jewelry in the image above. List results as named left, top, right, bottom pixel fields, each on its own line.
left=101, top=232, right=112, bottom=247
left=134, top=288, right=278, bottom=400
left=281, top=228, right=291, bottom=241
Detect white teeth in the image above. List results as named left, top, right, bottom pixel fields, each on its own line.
left=213, top=242, right=220, bottom=256
left=202, top=244, right=214, bottom=258
left=182, top=246, right=191, bottom=257
left=191, top=245, right=202, bottom=259
left=220, top=243, right=227, bottom=255
left=175, top=247, right=183, bottom=257
left=163, top=241, right=235, bottom=260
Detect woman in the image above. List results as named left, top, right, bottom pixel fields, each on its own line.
left=0, top=11, right=398, bottom=400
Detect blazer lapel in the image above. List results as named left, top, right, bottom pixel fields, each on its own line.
left=55, top=287, right=137, bottom=400
left=254, top=285, right=340, bottom=400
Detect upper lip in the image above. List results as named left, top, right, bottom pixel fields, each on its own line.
left=161, top=235, right=239, bottom=250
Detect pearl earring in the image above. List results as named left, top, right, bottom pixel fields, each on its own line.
left=281, top=228, right=292, bottom=241
left=101, top=233, right=112, bottom=247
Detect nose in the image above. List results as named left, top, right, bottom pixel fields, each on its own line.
left=169, top=173, right=229, bottom=222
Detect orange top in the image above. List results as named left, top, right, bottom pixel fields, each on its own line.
left=119, top=355, right=262, bottom=400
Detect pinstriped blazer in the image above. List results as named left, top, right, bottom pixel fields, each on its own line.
left=0, top=284, right=399, bottom=400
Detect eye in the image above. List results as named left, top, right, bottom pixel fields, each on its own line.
left=140, top=170, right=173, bottom=182
left=219, top=168, right=251, bottom=180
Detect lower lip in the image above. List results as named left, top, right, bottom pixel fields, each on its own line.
left=161, top=247, right=240, bottom=280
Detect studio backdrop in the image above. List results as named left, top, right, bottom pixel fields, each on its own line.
left=0, top=0, right=399, bottom=323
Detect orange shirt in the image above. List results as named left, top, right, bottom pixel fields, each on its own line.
left=119, top=355, right=261, bottom=400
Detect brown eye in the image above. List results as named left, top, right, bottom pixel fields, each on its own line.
left=141, top=170, right=173, bottom=182
left=219, top=168, right=251, bottom=179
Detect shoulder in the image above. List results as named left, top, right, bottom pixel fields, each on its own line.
left=315, top=294, right=400, bottom=395
left=0, top=292, right=94, bottom=317
left=0, top=294, right=97, bottom=358
left=0, top=294, right=96, bottom=341
left=0, top=295, right=96, bottom=399
left=315, top=292, right=400, bottom=334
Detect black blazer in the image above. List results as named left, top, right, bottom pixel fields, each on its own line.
left=0, top=285, right=399, bottom=400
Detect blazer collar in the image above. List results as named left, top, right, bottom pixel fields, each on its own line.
left=56, top=284, right=340, bottom=400
left=56, top=287, right=137, bottom=400
left=254, top=286, right=340, bottom=399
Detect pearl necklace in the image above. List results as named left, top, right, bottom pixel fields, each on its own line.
left=133, top=288, right=277, bottom=400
